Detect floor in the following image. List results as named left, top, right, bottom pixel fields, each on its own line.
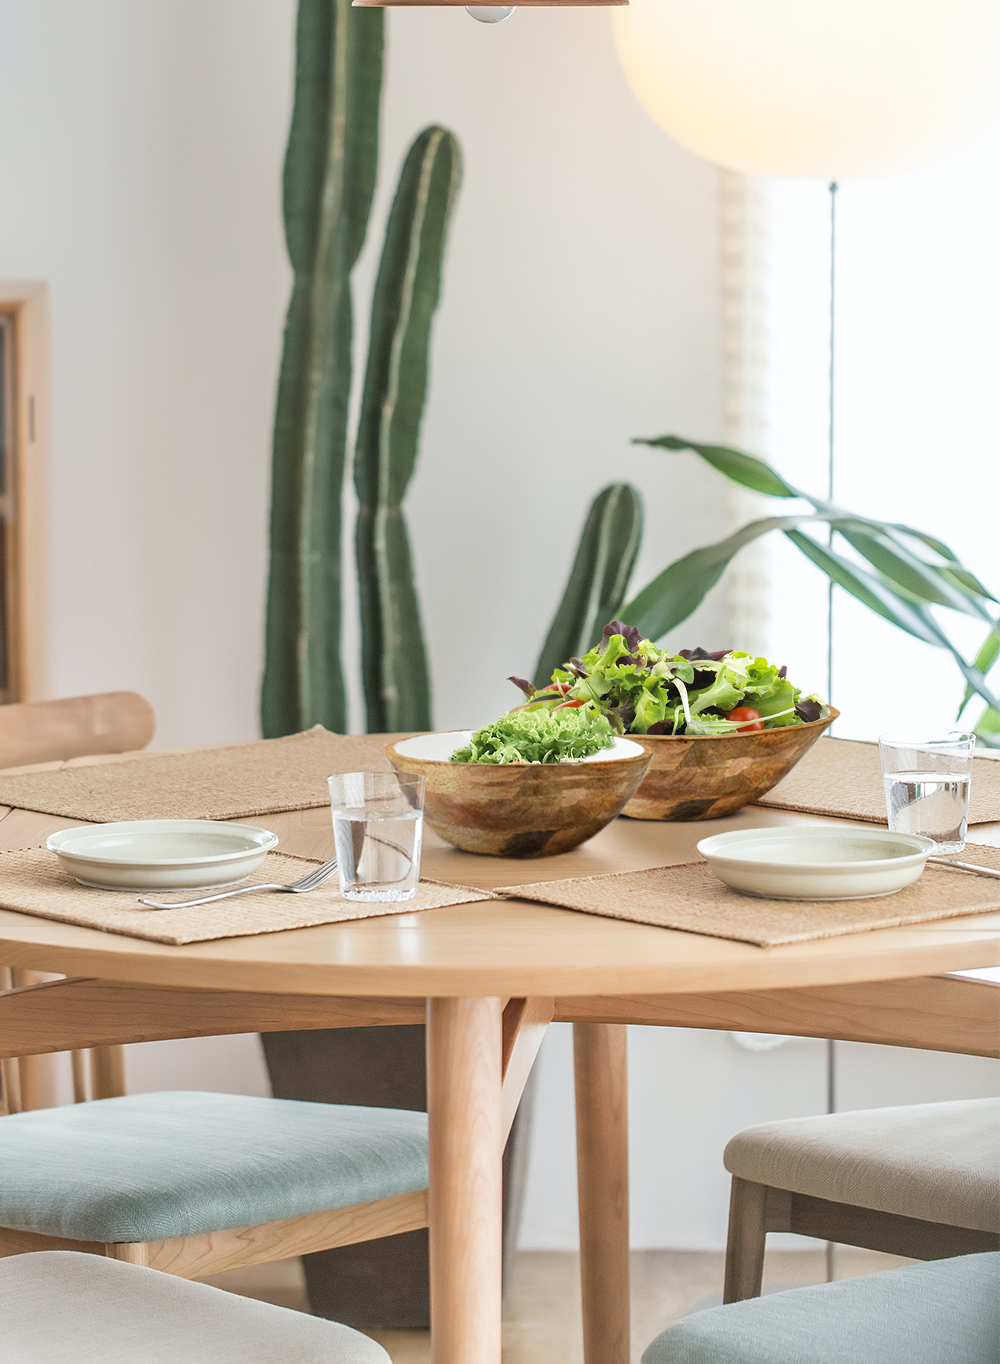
left=204, top=1246, right=911, bottom=1363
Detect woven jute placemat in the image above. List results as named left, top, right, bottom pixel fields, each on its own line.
left=0, top=727, right=394, bottom=824
left=0, top=847, right=494, bottom=945
left=500, top=842, right=1000, bottom=947
left=756, top=737, right=1000, bottom=825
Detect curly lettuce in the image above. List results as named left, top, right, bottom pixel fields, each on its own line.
left=451, top=708, right=616, bottom=764
left=513, top=622, right=826, bottom=737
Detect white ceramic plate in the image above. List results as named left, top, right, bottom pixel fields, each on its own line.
left=696, top=826, right=936, bottom=901
left=46, top=820, right=279, bottom=891
left=392, top=731, right=646, bottom=764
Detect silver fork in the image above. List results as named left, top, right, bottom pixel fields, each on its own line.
left=137, top=857, right=339, bottom=910
left=927, top=856, right=1000, bottom=880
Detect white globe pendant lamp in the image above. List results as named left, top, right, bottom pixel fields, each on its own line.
left=612, top=0, right=1000, bottom=180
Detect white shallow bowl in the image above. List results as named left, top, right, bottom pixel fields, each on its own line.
left=46, top=820, right=279, bottom=891
left=392, top=731, right=646, bottom=763
left=696, top=826, right=936, bottom=901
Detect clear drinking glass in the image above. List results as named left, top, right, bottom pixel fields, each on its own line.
left=878, top=731, right=976, bottom=854
left=328, top=772, right=425, bottom=902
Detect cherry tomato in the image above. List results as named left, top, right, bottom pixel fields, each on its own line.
left=555, top=698, right=588, bottom=709
left=726, top=706, right=765, bottom=733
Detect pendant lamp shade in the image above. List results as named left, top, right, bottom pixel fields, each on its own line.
left=612, top=0, right=1000, bottom=179
left=353, top=0, right=626, bottom=8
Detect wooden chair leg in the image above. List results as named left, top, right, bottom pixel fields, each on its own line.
left=574, top=1022, right=630, bottom=1364
left=71, top=1050, right=89, bottom=1103
left=15, top=1054, right=47, bottom=1111
left=724, top=1176, right=769, bottom=1303
left=105, top=1242, right=150, bottom=1267
left=90, top=1046, right=127, bottom=1099
left=0, top=1055, right=23, bottom=1114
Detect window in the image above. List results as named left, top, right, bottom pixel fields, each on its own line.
left=723, top=120, right=1000, bottom=742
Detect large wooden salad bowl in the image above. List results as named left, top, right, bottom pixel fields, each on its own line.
left=623, top=708, right=838, bottom=821
left=385, top=731, right=651, bottom=858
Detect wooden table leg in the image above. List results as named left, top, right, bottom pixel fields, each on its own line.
left=427, top=996, right=503, bottom=1364
left=574, top=1022, right=630, bottom=1364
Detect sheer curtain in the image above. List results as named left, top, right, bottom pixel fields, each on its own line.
left=722, top=121, right=1000, bottom=743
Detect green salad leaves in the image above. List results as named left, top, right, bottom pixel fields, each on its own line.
left=450, top=708, right=616, bottom=764
left=508, top=622, right=826, bottom=737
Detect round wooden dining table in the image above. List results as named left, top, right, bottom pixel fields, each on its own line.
left=1, top=779, right=998, bottom=1364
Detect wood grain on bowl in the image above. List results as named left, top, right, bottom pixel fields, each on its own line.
left=624, top=710, right=838, bottom=822
left=385, top=733, right=651, bottom=858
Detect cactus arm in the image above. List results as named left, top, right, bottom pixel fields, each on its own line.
left=262, top=0, right=383, bottom=737
left=355, top=126, right=462, bottom=731
left=533, top=484, right=644, bottom=687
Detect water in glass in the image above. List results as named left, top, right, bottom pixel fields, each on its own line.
left=332, top=806, right=423, bottom=901
left=883, top=771, right=971, bottom=853
left=328, top=771, right=425, bottom=901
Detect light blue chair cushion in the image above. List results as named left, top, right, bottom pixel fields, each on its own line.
left=0, top=1251, right=390, bottom=1362
left=642, top=1253, right=1000, bottom=1364
left=0, top=1091, right=427, bottom=1243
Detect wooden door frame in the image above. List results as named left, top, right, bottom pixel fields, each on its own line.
left=0, top=282, right=50, bottom=702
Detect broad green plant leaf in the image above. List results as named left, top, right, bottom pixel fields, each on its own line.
left=936, top=565, right=997, bottom=603
left=633, top=435, right=797, bottom=499
left=644, top=435, right=995, bottom=606
left=634, top=431, right=999, bottom=715
left=957, top=625, right=1000, bottom=720
left=973, top=704, right=1000, bottom=749
left=534, top=484, right=644, bottom=687
left=783, top=530, right=942, bottom=646
left=832, top=523, right=995, bottom=621
left=620, top=514, right=825, bottom=643
left=787, top=531, right=1000, bottom=712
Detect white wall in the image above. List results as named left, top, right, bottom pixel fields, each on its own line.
left=0, top=0, right=293, bottom=744
left=2, top=1, right=994, bottom=1253
left=0, top=0, right=730, bottom=744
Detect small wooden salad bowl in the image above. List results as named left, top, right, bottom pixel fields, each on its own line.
left=385, top=731, right=651, bottom=858
left=623, top=708, right=838, bottom=821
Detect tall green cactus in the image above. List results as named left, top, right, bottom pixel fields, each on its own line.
left=262, top=0, right=383, bottom=738
left=355, top=127, right=463, bottom=733
left=533, top=484, right=644, bottom=687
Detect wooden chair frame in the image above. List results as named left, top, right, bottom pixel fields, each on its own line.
left=724, top=1174, right=1000, bottom=1302
left=722, top=972, right=1000, bottom=1303
left=0, top=982, right=552, bottom=1280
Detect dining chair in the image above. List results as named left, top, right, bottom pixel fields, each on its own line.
left=641, top=1251, right=999, bottom=1364
left=0, top=1250, right=390, bottom=1362
left=721, top=1096, right=1000, bottom=1303
left=0, top=689, right=156, bottom=1116
left=0, top=987, right=544, bottom=1288
left=0, top=692, right=439, bottom=1293
left=0, top=690, right=155, bottom=770
left=0, top=1085, right=431, bottom=1282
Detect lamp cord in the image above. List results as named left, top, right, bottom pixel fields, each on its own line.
left=825, top=179, right=838, bottom=1287
left=826, top=181, right=838, bottom=710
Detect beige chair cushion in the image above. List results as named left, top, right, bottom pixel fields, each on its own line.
left=0, top=1252, right=390, bottom=1363
left=724, top=1098, right=1000, bottom=1232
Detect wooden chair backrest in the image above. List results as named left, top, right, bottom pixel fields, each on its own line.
left=0, top=692, right=155, bottom=770
left=0, top=692, right=154, bottom=1112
